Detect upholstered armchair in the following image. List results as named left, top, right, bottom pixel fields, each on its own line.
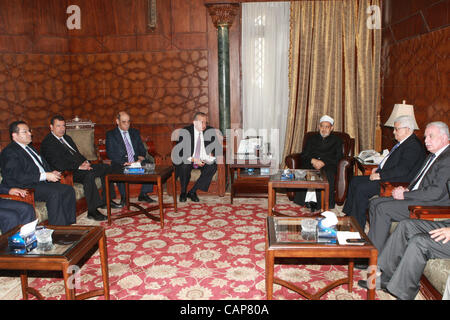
left=285, top=131, right=355, bottom=205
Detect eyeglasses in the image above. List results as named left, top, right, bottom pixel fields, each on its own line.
left=18, top=129, right=32, bottom=134
left=393, top=127, right=407, bottom=132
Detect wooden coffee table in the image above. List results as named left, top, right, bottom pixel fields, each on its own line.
left=228, top=160, right=274, bottom=204
left=0, top=225, right=110, bottom=300
left=105, top=165, right=177, bottom=228
left=265, top=216, right=378, bottom=300
left=268, top=169, right=329, bottom=216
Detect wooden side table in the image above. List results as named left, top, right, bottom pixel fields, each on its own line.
left=228, top=160, right=273, bottom=204
left=0, top=225, right=110, bottom=300
left=355, top=158, right=378, bottom=176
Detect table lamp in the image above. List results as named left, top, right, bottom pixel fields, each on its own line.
left=384, top=100, right=419, bottom=129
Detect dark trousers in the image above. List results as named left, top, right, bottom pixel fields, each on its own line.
left=342, top=175, right=381, bottom=229
left=378, top=219, right=450, bottom=300
left=176, top=162, right=217, bottom=194
left=293, top=164, right=337, bottom=209
left=111, top=164, right=154, bottom=200
left=33, top=182, right=76, bottom=225
left=0, top=198, right=35, bottom=233
left=73, top=163, right=113, bottom=212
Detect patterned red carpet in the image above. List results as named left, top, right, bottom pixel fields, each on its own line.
left=0, top=195, right=398, bottom=300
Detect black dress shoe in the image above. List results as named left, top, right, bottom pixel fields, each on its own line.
left=305, top=201, right=318, bottom=212
left=355, top=264, right=369, bottom=270
left=179, top=193, right=187, bottom=202
left=138, top=194, right=156, bottom=203
left=187, top=191, right=200, bottom=202
left=87, top=209, right=107, bottom=221
left=99, top=200, right=124, bottom=209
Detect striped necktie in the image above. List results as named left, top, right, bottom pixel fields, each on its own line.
left=26, top=145, right=46, bottom=170
left=123, top=131, right=135, bottom=163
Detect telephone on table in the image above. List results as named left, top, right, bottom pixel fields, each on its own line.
left=356, top=149, right=388, bottom=164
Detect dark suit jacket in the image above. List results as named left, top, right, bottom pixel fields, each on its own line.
left=377, top=133, right=426, bottom=182
left=0, top=142, right=50, bottom=188
left=106, top=127, right=147, bottom=167
left=0, top=184, right=10, bottom=195
left=40, top=133, right=86, bottom=171
left=172, top=124, right=218, bottom=165
left=404, top=145, right=450, bottom=205
left=300, top=133, right=343, bottom=170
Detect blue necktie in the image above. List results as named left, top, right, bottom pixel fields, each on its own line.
left=378, top=142, right=400, bottom=170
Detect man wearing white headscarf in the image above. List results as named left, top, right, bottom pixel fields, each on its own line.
left=293, top=115, right=343, bottom=210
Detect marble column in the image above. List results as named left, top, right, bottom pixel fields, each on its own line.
left=206, top=3, right=239, bottom=135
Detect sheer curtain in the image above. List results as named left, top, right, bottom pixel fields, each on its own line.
left=241, top=2, right=290, bottom=164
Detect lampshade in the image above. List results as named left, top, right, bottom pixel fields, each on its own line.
left=384, top=100, right=419, bottom=130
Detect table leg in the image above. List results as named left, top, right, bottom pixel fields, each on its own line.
left=99, top=231, right=110, bottom=300
left=172, top=171, right=177, bottom=212
left=158, top=178, right=164, bottom=229
left=367, top=252, right=378, bottom=300
left=348, top=259, right=354, bottom=292
left=105, top=176, right=112, bottom=225
left=266, top=250, right=274, bottom=300
left=268, top=183, right=274, bottom=216
left=125, top=182, right=130, bottom=208
left=62, top=263, right=75, bottom=300
left=20, top=271, right=28, bottom=300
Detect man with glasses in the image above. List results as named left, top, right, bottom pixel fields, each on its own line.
left=343, top=115, right=426, bottom=229
left=106, top=111, right=155, bottom=206
left=0, top=121, right=76, bottom=225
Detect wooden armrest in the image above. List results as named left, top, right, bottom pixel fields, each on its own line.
left=409, top=205, right=450, bottom=220
left=0, top=188, right=36, bottom=207
left=60, top=171, right=74, bottom=186
left=379, top=182, right=409, bottom=197
left=285, top=153, right=302, bottom=169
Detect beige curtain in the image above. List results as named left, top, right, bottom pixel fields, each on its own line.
left=283, top=0, right=381, bottom=162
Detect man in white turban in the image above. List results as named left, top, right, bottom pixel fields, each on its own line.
left=293, top=115, right=343, bottom=210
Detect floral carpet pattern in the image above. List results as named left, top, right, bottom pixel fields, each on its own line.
left=0, top=195, right=404, bottom=300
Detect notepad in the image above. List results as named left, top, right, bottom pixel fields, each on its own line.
left=337, top=231, right=364, bottom=245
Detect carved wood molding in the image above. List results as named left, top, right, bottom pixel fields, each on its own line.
left=148, top=0, right=157, bottom=31
left=205, top=3, right=240, bottom=28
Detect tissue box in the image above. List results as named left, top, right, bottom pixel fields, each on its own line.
left=124, top=167, right=145, bottom=174
left=8, top=231, right=37, bottom=254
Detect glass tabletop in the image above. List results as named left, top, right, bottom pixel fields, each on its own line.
left=268, top=216, right=354, bottom=246
left=0, top=228, right=89, bottom=257
left=269, top=169, right=324, bottom=182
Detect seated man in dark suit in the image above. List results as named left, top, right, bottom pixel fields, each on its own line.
left=367, top=121, right=450, bottom=254
left=343, top=115, right=426, bottom=229
left=106, top=111, right=155, bottom=205
left=0, top=121, right=76, bottom=226
left=40, top=115, right=121, bottom=222
left=172, top=112, right=219, bottom=203
left=293, top=115, right=343, bottom=210
left=0, top=184, right=35, bottom=234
